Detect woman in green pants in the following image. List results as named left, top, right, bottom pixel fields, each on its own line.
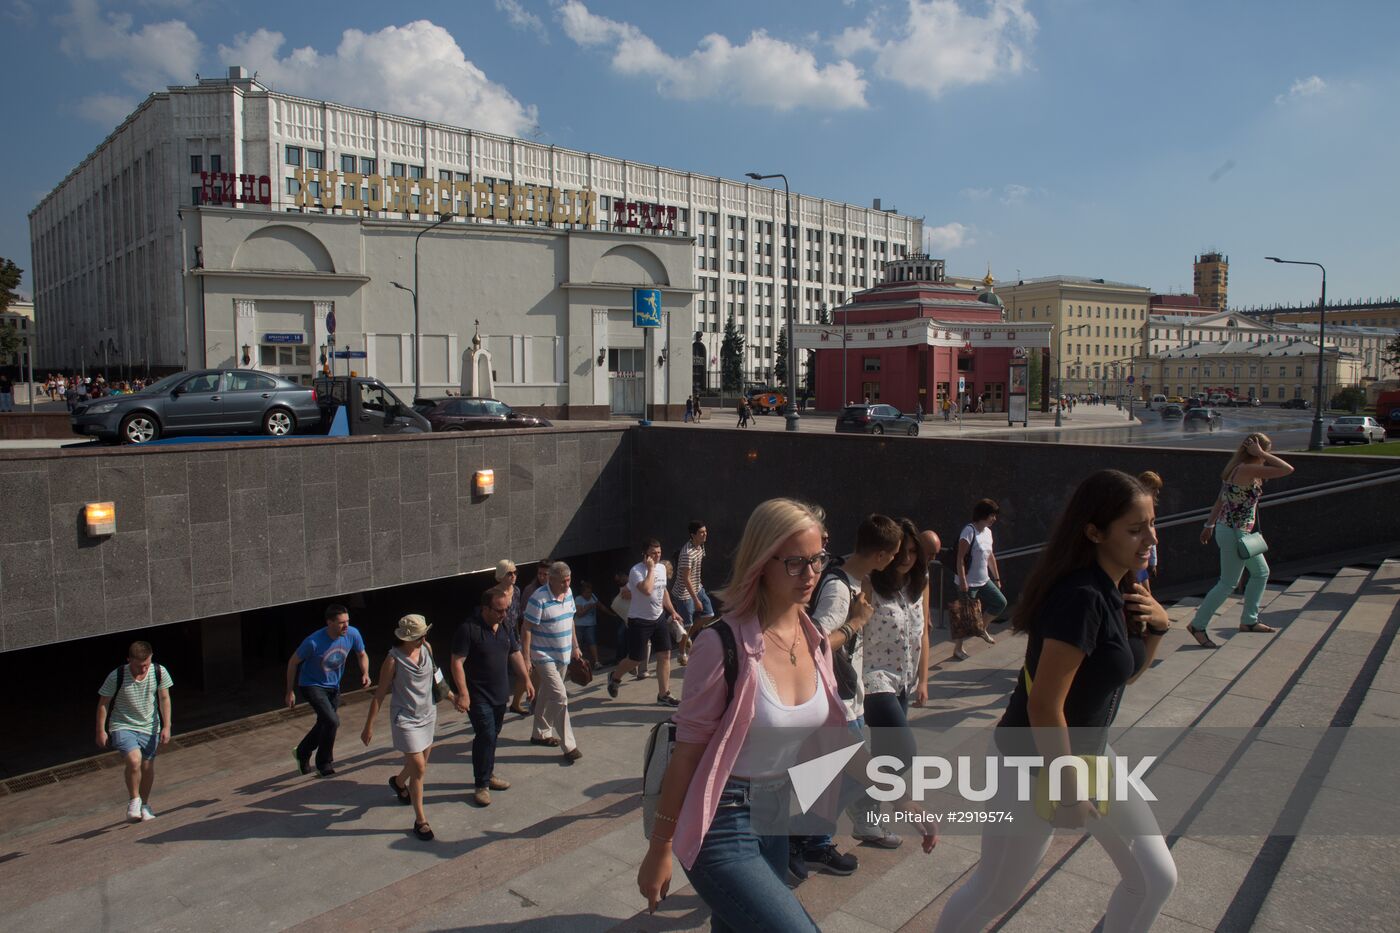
left=1188, top=433, right=1294, bottom=647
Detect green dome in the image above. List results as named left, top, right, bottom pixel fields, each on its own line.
left=978, top=290, right=1004, bottom=308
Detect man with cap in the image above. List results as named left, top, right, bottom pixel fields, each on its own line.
left=287, top=603, right=370, bottom=777
left=452, top=589, right=535, bottom=806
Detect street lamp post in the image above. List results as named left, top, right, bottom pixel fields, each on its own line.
left=746, top=172, right=799, bottom=431
left=1265, top=257, right=1327, bottom=450
left=407, top=213, right=455, bottom=400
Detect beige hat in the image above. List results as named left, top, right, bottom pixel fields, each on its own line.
left=394, top=614, right=431, bottom=641
left=494, top=559, right=517, bottom=581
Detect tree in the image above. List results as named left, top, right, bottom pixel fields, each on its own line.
left=1383, top=334, right=1400, bottom=377
left=0, top=324, right=19, bottom=364
left=720, top=313, right=744, bottom=393
left=774, top=324, right=789, bottom=385
left=0, top=257, right=21, bottom=314
left=1027, top=350, right=1043, bottom=410
left=1331, top=386, right=1365, bottom=413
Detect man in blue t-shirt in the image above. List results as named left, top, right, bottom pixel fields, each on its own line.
left=286, top=603, right=370, bottom=777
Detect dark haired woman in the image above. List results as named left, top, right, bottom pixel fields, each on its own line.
left=935, top=470, right=1177, bottom=933
left=861, top=518, right=930, bottom=830
left=953, top=498, right=1007, bottom=661
left=1186, top=433, right=1293, bottom=647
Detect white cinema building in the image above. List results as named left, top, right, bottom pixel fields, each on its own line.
left=28, top=68, right=923, bottom=418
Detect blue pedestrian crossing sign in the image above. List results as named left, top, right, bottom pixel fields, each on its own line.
left=633, top=288, right=662, bottom=328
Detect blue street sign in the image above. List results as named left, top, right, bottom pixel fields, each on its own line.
left=326, top=309, right=337, bottom=335
left=633, top=288, right=662, bottom=327
left=263, top=332, right=305, bottom=344
left=1127, top=375, right=1135, bottom=384
left=332, top=350, right=367, bottom=359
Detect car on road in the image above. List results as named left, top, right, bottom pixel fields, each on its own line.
left=835, top=403, right=919, bottom=436
left=412, top=396, right=552, bottom=432
left=1159, top=403, right=1184, bottom=419
left=1280, top=397, right=1311, bottom=410
left=71, top=369, right=321, bottom=444
left=1246, top=397, right=1262, bottom=407
left=1183, top=407, right=1222, bottom=430
left=1326, top=415, right=1387, bottom=445
left=1166, top=396, right=1184, bottom=405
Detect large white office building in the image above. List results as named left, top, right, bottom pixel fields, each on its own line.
left=28, top=68, right=922, bottom=415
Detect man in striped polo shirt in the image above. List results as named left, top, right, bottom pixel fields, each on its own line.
left=522, top=561, right=583, bottom=761
left=95, top=640, right=173, bottom=822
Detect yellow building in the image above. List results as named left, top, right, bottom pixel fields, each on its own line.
left=999, top=276, right=1152, bottom=395
left=1135, top=338, right=1360, bottom=405
left=1193, top=252, right=1228, bottom=311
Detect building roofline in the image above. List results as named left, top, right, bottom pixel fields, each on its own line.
left=30, top=92, right=167, bottom=218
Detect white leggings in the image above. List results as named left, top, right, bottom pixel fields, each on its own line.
left=935, top=746, right=1177, bottom=933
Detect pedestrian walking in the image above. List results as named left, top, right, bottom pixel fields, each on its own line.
left=1136, top=471, right=1163, bottom=591
left=96, top=641, right=172, bottom=822
left=636, top=499, right=936, bottom=928
left=606, top=539, right=685, bottom=706
left=573, top=580, right=602, bottom=668
left=934, top=470, right=1177, bottom=933
left=360, top=614, right=444, bottom=840
left=951, top=499, right=1007, bottom=661
left=1187, top=434, right=1293, bottom=647
left=693, top=396, right=703, bottom=421
left=523, top=561, right=583, bottom=761
left=287, top=604, right=370, bottom=777
left=674, top=521, right=716, bottom=656
left=684, top=397, right=694, bottom=423
left=861, top=518, right=931, bottom=831
left=452, top=589, right=534, bottom=806
left=491, top=560, right=532, bottom=716
left=0, top=372, right=13, bottom=412
left=942, top=396, right=952, bottom=421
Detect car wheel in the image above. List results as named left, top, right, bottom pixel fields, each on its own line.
left=119, top=412, right=160, bottom=445
left=908, top=424, right=918, bottom=437
left=872, top=424, right=884, bottom=435
left=443, top=424, right=466, bottom=432
left=262, top=408, right=296, bottom=436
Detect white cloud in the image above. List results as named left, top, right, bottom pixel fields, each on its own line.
left=219, top=21, right=538, bottom=137
left=1000, top=183, right=1030, bottom=205
left=496, top=0, right=545, bottom=39
left=557, top=1, right=867, bottom=111
left=843, top=0, right=1036, bottom=98
left=924, top=221, right=972, bottom=252
left=960, top=186, right=993, bottom=200
left=77, top=93, right=138, bottom=125
left=57, top=0, right=201, bottom=89
left=1275, top=75, right=1326, bottom=105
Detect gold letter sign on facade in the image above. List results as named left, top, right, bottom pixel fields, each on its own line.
left=292, top=169, right=597, bottom=227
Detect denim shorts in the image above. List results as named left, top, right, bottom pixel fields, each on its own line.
left=574, top=624, right=596, bottom=649
left=109, top=729, right=160, bottom=760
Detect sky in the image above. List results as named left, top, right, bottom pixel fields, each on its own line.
left=1, top=0, right=1396, bottom=308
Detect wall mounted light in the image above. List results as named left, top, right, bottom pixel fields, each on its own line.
left=85, top=501, right=116, bottom=537
left=473, top=469, right=495, bottom=497
left=241, top=343, right=251, bottom=365
left=596, top=348, right=607, bottom=367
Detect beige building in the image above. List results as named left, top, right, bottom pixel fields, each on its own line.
left=1136, top=338, right=1360, bottom=405
left=1193, top=252, right=1229, bottom=311
left=1146, top=310, right=1392, bottom=383
left=1251, top=301, right=1400, bottom=330
left=998, top=276, right=1152, bottom=395
left=0, top=298, right=36, bottom=365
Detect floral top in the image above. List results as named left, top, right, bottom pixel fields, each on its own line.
left=1218, top=468, right=1262, bottom=531
left=863, top=587, right=925, bottom=696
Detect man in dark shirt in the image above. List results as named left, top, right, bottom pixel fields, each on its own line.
left=452, top=588, right=534, bottom=806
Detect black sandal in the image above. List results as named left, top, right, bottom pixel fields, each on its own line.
left=1187, top=626, right=1220, bottom=649
left=1239, top=622, right=1277, bottom=633
left=413, top=820, right=434, bottom=841
left=389, top=775, right=410, bottom=804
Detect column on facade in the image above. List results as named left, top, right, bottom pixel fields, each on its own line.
left=234, top=299, right=257, bottom=368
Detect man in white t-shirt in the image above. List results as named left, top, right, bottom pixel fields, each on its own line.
left=605, top=538, right=684, bottom=706
left=96, top=640, right=173, bottom=823
left=953, top=498, right=1007, bottom=660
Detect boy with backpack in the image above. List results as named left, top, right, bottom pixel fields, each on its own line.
left=95, top=641, right=173, bottom=822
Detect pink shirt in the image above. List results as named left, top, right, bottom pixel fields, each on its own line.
left=671, top=610, right=848, bottom=871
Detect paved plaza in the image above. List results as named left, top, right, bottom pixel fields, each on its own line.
left=1, top=561, right=1396, bottom=932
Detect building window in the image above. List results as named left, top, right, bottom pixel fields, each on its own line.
left=341, top=155, right=357, bottom=173
left=305, top=149, right=325, bottom=170
left=190, top=155, right=202, bottom=174
left=360, top=157, right=377, bottom=175
left=191, top=186, right=202, bottom=205
left=409, top=165, right=424, bottom=180
left=863, top=357, right=882, bottom=372
left=210, top=155, right=221, bottom=173
left=391, top=162, right=406, bottom=177
left=285, top=146, right=302, bottom=166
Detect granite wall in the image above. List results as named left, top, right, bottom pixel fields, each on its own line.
left=0, top=427, right=631, bottom=651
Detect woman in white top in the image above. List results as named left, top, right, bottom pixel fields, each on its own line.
left=952, top=498, right=1007, bottom=660
left=861, top=518, right=930, bottom=828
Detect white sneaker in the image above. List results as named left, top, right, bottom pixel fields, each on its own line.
left=140, top=805, right=155, bottom=822
left=126, top=798, right=143, bottom=822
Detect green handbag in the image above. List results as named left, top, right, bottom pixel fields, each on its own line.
left=1235, top=531, right=1268, bottom=560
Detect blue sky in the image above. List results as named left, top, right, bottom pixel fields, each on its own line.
left=2, top=0, right=1396, bottom=308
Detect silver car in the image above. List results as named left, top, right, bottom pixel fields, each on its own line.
left=1326, top=415, right=1386, bottom=445
left=71, top=369, right=321, bottom=444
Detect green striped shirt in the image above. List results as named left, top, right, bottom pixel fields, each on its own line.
left=99, top=664, right=172, bottom=733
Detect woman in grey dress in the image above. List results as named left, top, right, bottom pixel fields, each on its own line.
left=361, top=614, right=447, bottom=840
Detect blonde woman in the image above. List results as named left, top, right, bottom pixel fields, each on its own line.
left=637, top=499, right=934, bottom=929
left=361, top=614, right=446, bottom=841
left=1187, top=434, right=1294, bottom=648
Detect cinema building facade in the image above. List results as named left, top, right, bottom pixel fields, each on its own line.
left=28, top=68, right=922, bottom=417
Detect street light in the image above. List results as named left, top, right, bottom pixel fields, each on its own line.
left=746, top=172, right=799, bottom=431
left=405, top=212, right=455, bottom=400
left=1265, top=257, right=1326, bottom=450
left=1054, top=323, right=1091, bottom=427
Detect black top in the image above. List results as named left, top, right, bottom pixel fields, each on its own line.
left=996, top=564, right=1145, bottom=756
left=451, top=613, right=521, bottom=707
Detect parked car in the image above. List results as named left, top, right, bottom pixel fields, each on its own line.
left=1246, top=397, right=1262, bottom=407
left=1326, top=415, right=1386, bottom=445
left=412, top=396, right=552, bottom=432
left=1280, top=397, right=1311, bottom=410
left=1165, top=396, right=1184, bottom=405
left=71, top=369, right=321, bottom=444
left=1149, top=393, right=1167, bottom=409
left=835, top=403, right=919, bottom=436
left=314, top=376, right=430, bottom=435
left=1184, top=396, right=1203, bottom=410
left=1183, top=407, right=1222, bottom=430
left=1159, top=403, right=1184, bottom=419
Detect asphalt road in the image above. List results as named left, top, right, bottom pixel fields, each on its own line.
left=976, top=404, right=1326, bottom=450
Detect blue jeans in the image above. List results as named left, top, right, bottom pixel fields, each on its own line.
left=467, top=701, right=506, bottom=788
left=689, top=778, right=820, bottom=932
left=799, top=715, right=866, bottom=853
left=1191, top=524, right=1270, bottom=629
left=863, top=691, right=913, bottom=827
left=966, top=580, right=1008, bottom=621
left=676, top=587, right=714, bottom=630
left=296, top=685, right=341, bottom=771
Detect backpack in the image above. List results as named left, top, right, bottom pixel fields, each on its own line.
left=940, top=525, right=976, bottom=576
left=104, top=663, right=164, bottom=732
left=809, top=565, right=860, bottom=701
left=641, top=619, right=738, bottom=839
